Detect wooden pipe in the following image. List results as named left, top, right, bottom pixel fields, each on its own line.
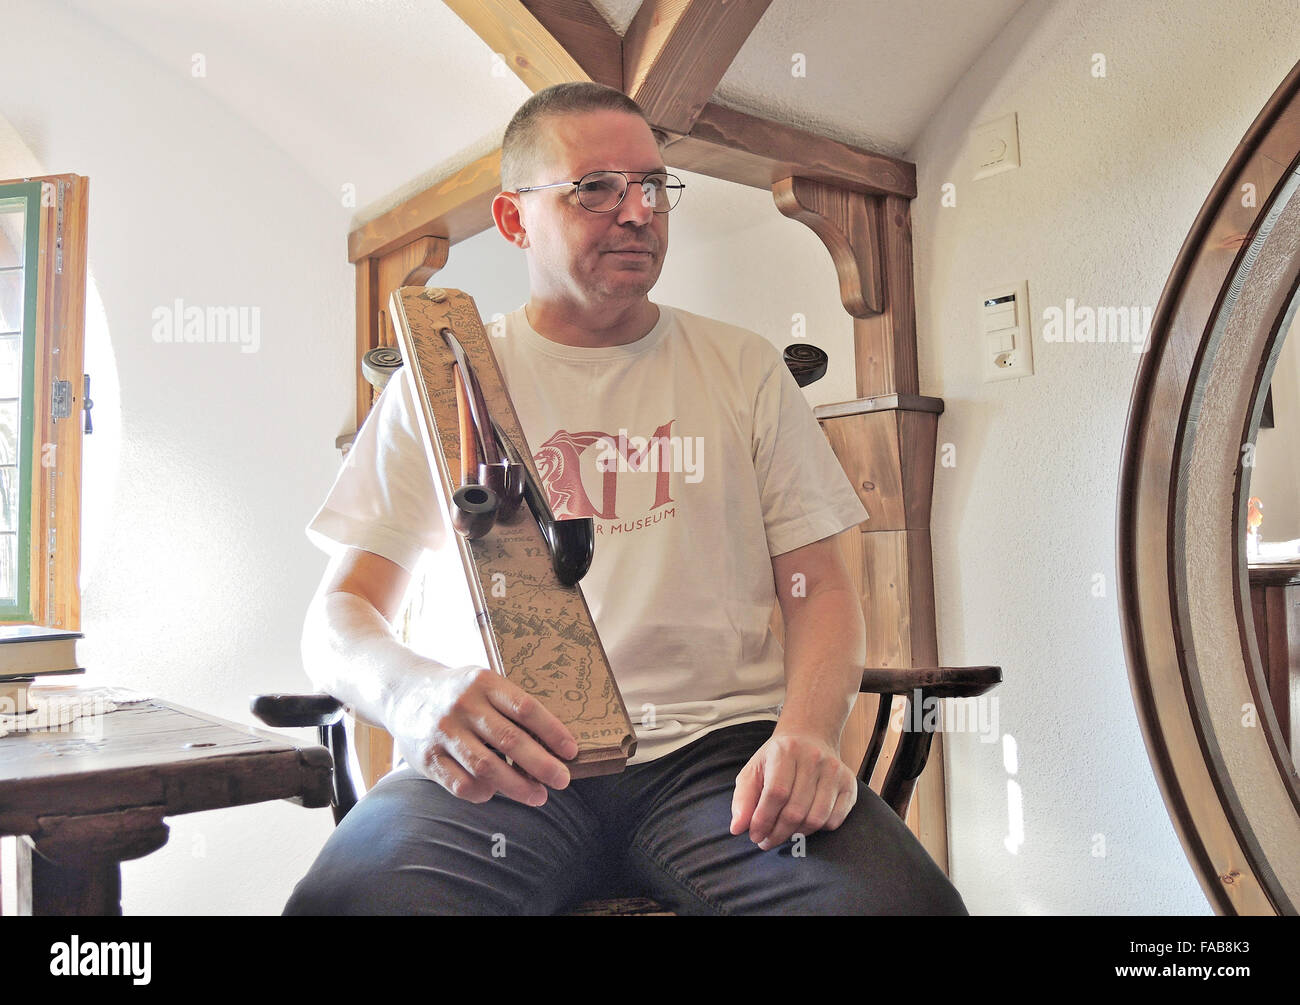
left=490, top=415, right=593, bottom=586
left=450, top=362, right=498, bottom=539
left=441, top=328, right=523, bottom=532
left=456, top=361, right=523, bottom=520
left=784, top=343, right=828, bottom=386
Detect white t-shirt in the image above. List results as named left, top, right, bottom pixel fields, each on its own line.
left=305, top=302, right=869, bottom=763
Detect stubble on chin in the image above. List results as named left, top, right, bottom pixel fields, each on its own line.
left=581, top=258, right=660, bottom=300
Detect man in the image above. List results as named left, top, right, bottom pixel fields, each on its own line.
left=286, top=82, right=967, bottom=915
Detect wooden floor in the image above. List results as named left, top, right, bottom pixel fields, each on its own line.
left=566, top=897, right=675, bottom=916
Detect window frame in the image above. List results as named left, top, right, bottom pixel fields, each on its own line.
left=0, top=174, right=88, bottom=630
left=0, top=182, right=42, bottom=620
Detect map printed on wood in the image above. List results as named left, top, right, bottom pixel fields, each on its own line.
left=389, top=286, right=636, bottom=777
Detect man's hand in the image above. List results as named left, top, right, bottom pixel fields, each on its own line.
left=388, top=662, right=579, bottom=807
left=730, top=727, right=858, bottom=850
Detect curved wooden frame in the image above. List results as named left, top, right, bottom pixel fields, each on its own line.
left=1118, top=59, right=1300, bottom=916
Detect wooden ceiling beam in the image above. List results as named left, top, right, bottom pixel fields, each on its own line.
left=347, top=150, right=502, bottom=262
left=348, top=5, right=916, bottom=259
left=623, top=0, right=773, bottom=135
left=521, top=0, right=623, bottom=89
left=345, top=99, right=917, bottom=263
left=442, top=0, right=612, bottom=90
left=669, top=102, right=917, bottom=200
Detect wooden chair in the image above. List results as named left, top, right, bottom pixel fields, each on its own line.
left=253, top=663, right=1000, bottom=915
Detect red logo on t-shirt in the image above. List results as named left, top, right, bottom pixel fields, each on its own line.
left=535, top=421, right=676, bottom=520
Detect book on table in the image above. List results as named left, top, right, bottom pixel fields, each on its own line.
left=0, top=626, right=86, bottom=714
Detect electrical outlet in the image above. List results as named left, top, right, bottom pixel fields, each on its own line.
left=980, top=281, right=1034, bottom=382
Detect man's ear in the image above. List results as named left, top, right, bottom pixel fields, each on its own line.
left=491, top=190, right=528, bottom=248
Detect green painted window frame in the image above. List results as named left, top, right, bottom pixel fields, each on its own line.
left=0, top=181, right=42, bottom=622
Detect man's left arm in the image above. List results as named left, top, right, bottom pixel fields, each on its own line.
left=730, top=533, right=866, bottom=849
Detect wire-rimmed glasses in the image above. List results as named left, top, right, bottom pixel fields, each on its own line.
left=516, top=170, right=685, bottom=213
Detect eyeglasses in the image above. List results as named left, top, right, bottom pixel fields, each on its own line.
left=515, top=170, right=685, bottom=214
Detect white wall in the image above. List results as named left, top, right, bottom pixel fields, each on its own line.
left=908, top=0, right=1300, bottom=913
left=1, top=3, right=354, bottom=913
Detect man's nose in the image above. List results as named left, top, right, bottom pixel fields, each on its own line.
left=616, top=181, right=657, bottom=224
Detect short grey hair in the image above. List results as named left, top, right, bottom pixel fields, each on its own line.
left=500, top=82, right=667, bottom=192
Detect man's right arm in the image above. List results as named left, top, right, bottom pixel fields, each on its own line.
left=300, top=546, right=425, bottom=731
left=299, top=546, right=579, bottom=805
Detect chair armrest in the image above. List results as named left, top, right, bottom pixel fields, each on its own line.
left=856, top=666, right=1002, bottom=820
left=249, top=693, right=357, bottom=824
left=250, top=693, right=344, bottom=729
left=859, top=665, right=1001, bottom=699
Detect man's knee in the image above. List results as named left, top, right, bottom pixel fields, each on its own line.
left=282, top=872, right=345, bottom=916
left=799, top=785, right=971, bottom=915
left=282, top=860, right=372, bottom=915
left=907, top=867, right=969, bottom=916
left=281, top=858, right=513, bottom=915
left=280, top=770, right=604, bottom=915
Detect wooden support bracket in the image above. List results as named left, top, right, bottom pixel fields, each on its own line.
left=773, top=176, right=883, bottom=318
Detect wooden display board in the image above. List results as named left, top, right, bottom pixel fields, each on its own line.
left=388, top=286, right=636, bottom=777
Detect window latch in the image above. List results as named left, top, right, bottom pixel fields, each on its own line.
left=51, top=374, right=93, bottom=433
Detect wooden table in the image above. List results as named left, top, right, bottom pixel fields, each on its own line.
left=0, top=692, right=332, bottom=915
left=1248, top=561, right=1300, bottom=765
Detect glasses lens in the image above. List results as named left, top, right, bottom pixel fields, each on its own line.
left=576, top=172, right=627, bottom=212
left=575, top=172, right=684, bottom=212
left=640, top=173, right=682, bottom=213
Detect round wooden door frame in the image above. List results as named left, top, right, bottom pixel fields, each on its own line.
left=1119, top=59, right=1300, bottom=916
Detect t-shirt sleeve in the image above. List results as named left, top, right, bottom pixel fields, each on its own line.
left=751, top=349, right=870, bottom=557
left=304, top=367, right=446, bottom=574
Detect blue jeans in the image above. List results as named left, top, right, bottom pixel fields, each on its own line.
left=282, top=719, right=968, bottom=915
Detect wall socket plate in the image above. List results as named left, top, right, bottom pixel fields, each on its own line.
left=971, top=112, right=1021, bottom=180
left=980, top=281, right=1034, bottom=382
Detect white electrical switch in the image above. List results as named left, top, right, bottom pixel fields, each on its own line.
left=980, top=281, right=1034, bottom=382
left=971, top=112, right=1020, bottom=180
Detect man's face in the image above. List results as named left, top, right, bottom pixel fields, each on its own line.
left=514, top=109, right=669, bottom=306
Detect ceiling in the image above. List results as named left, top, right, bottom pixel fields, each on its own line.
left=59, top=0, right=1026, bottom=224
left=596, top=0, right=1026, bottom=157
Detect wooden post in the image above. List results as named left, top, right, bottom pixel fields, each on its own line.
left=349, top=237, right=451, bottom=789
left=776, top=178, right=950, bottom=873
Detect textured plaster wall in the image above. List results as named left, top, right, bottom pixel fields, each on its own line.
left=907, top=0, right=1300, bottom=913
left=0, top=4, right=350, bottom=914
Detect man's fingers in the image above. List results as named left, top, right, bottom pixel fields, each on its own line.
left=425, top=749, right=491, bottom=803
left=762, top=760, right=819, bottom=848
left=487, top=680, right=579, bottom=763
left=473, top=706, right=572, bottom=790
left=730, top=759, right=763, bottom=834
left=825, top=772, right=858, bottom=830
left=801, top=770, right=839, bottom=834
left=444, top=732, right=548, bottom=806
left=748, top=753, right=797, bottom=845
